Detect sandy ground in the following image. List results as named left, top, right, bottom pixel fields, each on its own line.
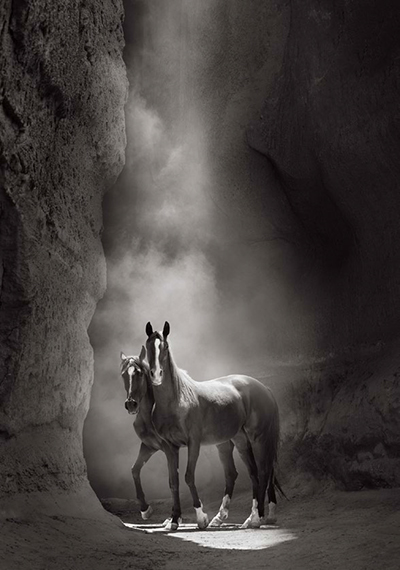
left=2, top=488, right=400, bottom=570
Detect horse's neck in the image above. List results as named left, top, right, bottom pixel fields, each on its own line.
left=138, top=374, right=155, bottom=418
left=153, top=352, right=180, bottom=407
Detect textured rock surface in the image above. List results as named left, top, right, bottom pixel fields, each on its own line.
left=248, top=0, right=400, bottom=347
left=248, top=1, right=400, bottom=488
left=0, top=0, right=127, bottom=513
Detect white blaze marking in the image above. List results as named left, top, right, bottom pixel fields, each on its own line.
left=152, top=339, right=163, bottom=385
left=127, top=366, right=135, bottom=396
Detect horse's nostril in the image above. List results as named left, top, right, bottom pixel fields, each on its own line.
left=125, top=399, right=138, bottom=413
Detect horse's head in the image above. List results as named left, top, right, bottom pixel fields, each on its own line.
left=120, top=346, right=149, bottom=414
left=145, top=321, right=170, bottom=385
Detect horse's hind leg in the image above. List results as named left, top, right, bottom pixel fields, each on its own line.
left=232, top=431, right=262, bottom=529
left=251, top=439, right=275, bottom=524
left=209, top=441, right=238, bottom=527
left=185, top=439, right=209, bottom=529
left=131, top=443, right=157, bottom=519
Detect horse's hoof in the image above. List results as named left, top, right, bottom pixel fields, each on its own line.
left=162, top=518, right=179, bottom=531
left=197, top=513, right=209, bottom=530
left=141, top=505, right=153, bottom=520
left=162, top=517, right=182, bottom=529
left=195, top=504, right=209, bottom=529
left=209, top=514, right=223, bottom=527
left=240, top=516, right=261, bottom=529
left=264, top=516, right=277, bottom=525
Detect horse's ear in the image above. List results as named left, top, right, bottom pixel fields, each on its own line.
left=139, top=345, right=146, bottom=362
left=120, top=352, right=127, bottom=360
left=145, top=322, right=153, bottom=337
left=163, top=321, right=170, bottom=339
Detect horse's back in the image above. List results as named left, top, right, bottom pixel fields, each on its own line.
left=196, top=374, right=278, bottom=429
left=199, top=374, right=276, bottom=406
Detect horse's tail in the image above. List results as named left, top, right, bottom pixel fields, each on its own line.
left=266, top=392, right=288, bottom=500
left=273, top=475, right=288, bottom=500
left=267, top=390, right=280, bottom=466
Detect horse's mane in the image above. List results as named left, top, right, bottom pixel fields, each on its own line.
left=167, top=351, right=198, bottom=405
left=132, top=356, right=149, bottom=373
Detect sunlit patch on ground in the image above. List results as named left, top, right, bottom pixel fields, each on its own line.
left=124, top=523, right=297, bottom=550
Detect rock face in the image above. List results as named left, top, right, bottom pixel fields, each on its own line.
left=248, top=1, right=400, bottom=489
left=248, top=1, right=400, bottom=348
left=284, top=345, right=400, bottom=490
left=0, top=0, right=127, bottom=514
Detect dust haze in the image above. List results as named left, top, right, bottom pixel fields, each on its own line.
left=84, top=0, right=312, bottom=501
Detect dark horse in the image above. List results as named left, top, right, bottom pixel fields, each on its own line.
left=120, top=346, right=164, bottom=521
left=145, top=321, right=281, bottom=531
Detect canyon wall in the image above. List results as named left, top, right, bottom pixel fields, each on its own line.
left=0, top=0, right=127, bottom=515
left=250, top=0, right=400, bottom=489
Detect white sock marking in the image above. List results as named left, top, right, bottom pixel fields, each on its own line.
left=210, top=494, right=230, bottom=527
left=241, top=498, right=261, bottom=529
left=194, top=502, right=209, bottom=529
left=266, top=501, right=277, bottom=523
left=140, top=505, right=153, bottom=520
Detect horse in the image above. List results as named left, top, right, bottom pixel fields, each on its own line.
left=145, top=321, right=281, bottom=531
left=120, top=346, right=163, bottom=521
left=120, top=346, right=238, bottom=527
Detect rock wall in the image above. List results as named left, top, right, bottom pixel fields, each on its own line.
left=288, top=347, right=400, bottom=491
left=251, top=0, right=400, bottom=489
left=248, top=0, right=400, bottom=349
left=0, top=0, right=127, bottom=515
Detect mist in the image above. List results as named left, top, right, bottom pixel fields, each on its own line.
left=84, top=0, right=315, bottom=501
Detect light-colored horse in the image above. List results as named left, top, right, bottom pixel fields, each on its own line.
left=145, top=321, right=281, bottom=531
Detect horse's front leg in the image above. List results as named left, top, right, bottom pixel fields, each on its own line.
left=185, top=439, right=209, bottom=529
left=162, top=442, right=181, bottom=530
left=131, top=443, right=157, bottom=519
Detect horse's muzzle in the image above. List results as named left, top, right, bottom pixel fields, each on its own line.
left=125, top=399, right=139, bottom=414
